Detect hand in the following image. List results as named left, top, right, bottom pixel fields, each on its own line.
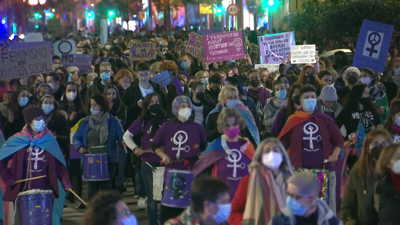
left=137, top=99, right=143, bottom=108
left=78, top=147, right=87, bottom=154
left=65, top=187, right=72, bottom=192
left=344, top=140, right=352, bottom=148
left=161, top=154, right=171, bottom=165
left=69, top=111, right=77, bottom=121
left=8, top=110, right=14, bottom=123
left=379, top=106, right=386, bottom=114
left=328, top=153, right=339, bottom=163
left=134, top=147, right=144, bottom=156
left=91, top=65, right=95, bottom=73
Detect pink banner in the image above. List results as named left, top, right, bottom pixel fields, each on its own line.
left=203, top=31, right=246, bottom=63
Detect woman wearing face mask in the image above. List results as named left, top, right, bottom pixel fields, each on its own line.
left=270, top=83, right=302, bottom=136
left=206, top=86, right=259, bottom=147
left=104, top=84, right=127, bottom=130
left=0, top=105, right=71, bottom=225
left=82, top=191, right=138, bottom=225
left=190, top=82, right=216, bottom=127
left=73, top=93, right=125, bottom=201
left=264, top=81, right=288, bottom=134
left=31, top=83, right=53, bottom=105
left=339, top=128, right=392, bottom=225
left=194, top=107, right=255, bottom=198
left=384, top=100, right=400, bottom=143
left=123, top=93, right=166, bottom=225
left=152, top=96, right=207, bottom=224
left=364, top=143, right=400, bottom=225
left=317, top=85, right=343, bottom=121
left=318, top=70, right=334, bottom=85
left=247, top=69, right=272, bottom=109
left=337, top=67, right=361, bottom=104
left=278, top=85, right=344, bottom=213
left=296, top=64, right=324, bottom=96
left=228, top=138, right=294, bottom=225
left=4, top=87, right=30, bottom=137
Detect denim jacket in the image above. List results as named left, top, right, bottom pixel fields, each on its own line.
left=73, top=113, right=124, bottom=163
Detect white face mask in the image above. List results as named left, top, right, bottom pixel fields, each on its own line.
left=262, top=151, right=283, bottom=170
left=91, top=107, right=100, bottom=116
left=66, top=92, right=77, bottom=101
left=393, top=160, right=400, bottom=174
left=360, top=77, right=372, bottom=85
left=178, top=108, right=192, bottom=120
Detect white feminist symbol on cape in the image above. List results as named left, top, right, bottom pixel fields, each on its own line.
left=27, top=146, right=47, bottom=171
left=226, top=149, right=246, bottom=180
left=394, top=135, right=400, bottom=143
left=171, top=130, right=190, bottom=159
left=303, top=122, right=322, bottom=151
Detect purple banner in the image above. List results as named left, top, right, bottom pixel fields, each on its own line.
left=203, top=31, right=246, bottom=63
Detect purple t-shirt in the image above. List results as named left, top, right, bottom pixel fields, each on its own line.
left=216, top=139, right=251, bottom=199
left=22, top=146, right=51, bottom=191
left=128, top=119, right=166, bottom=163
left=153, top=120, right=207, bottom=170
left=301, top=117, right=324, bottom=169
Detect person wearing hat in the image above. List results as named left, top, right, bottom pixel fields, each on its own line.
left=0, top=105, right=71, bottom=224
left=317, top=85, right=343, bottom=121
left=152, top=95, right=207, bottom=224
left=337, top=67, right=360, bottom=104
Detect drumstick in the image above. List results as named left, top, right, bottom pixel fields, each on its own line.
left=68, top=189, right=87, bottom=206
left=15, top=175, right=47, bottom=184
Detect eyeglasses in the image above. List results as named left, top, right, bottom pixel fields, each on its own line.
left=371, top=142, right=390, bottom=148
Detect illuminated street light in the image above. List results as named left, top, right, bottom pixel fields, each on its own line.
left=268, top=0, right=274, bottom=6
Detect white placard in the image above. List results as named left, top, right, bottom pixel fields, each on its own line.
left=53, top=39, right=77, bottom=57
left=254, top=64, right=280, bottom=72
left=25, top=33, right=44, bottom=42
left=290, top=45, right=316, bottom=64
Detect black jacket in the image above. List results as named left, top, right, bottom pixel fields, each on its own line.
left=382, top=78, right=399, bottom=103
left=190, top=94, right=216, bottom=127
left=46, top=110, right=70, bottom=157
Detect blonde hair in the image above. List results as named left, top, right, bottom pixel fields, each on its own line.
left=216, top=107, right=246, bottom=133
left=195, top=71, right=209, bottom=79
left=218, top=85, right=238, bottom=103
left=376, top=143, right=400, bottom=175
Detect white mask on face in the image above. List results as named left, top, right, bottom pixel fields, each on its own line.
left=262, top=151, right=283, bottom=170
left=90, top=107, right=100, bottom=116
left=66, top=92, right=77, bottom=101
left=178, top=108, right=192, bottom=120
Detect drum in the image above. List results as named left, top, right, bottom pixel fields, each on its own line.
left=82, top=153, right=109, bottom=181
left=295, top=168, right=329, bottom=202
left=161, top=169, right=193, bottom=208
left=16, top=189, right=53, bottom=225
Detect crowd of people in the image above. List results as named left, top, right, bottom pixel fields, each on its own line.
left=0, top=27, right=400, bottom=225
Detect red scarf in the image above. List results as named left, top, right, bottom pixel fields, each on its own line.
left=392, top=123, right=400, bottom=135
left=389, top=170, right=400, bottom=194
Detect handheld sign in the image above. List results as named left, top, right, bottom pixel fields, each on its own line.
left=0, top=45, right=53, bottom=80
left=11, top=41, right=52, bottom=52
left=149, top=70, right=173, bottom=88
left=254, top=64, right=280, bottom=72
left=203, top=31, right=246, bottom=63
left=290, top=45, right=316, bottom=64
left=186, top=33, right=205, bottom=59
left=130, top=42, right=157, bottom=61
left=61, top=54, right=93, bottom=74
left=53, top=40, right=76, bottom=57
left=25, top=33, right=44, bottom=42
left=353, top=20, right=393, bottom=73
left=258, top=31, right=295, bottom=64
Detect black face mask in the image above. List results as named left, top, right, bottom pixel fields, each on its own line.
left=360, top=97, right=371, bottom=106
left=209, top=88, right=220, bottom=95
left=196, top=92, right=205, bottom=100
left=371, top=147, right=384, bottom=160
left=305, top=74, right=315, bottom=84
left=149, top=104, right=161, bottom=114
left=293, top=95, right=301, bottom=105
left=347, top=76, right=358, bottom=85
left=250, top=80, right=260, bottom=88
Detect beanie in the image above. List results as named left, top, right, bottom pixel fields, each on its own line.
left=342, top=67, right=360, bottom=81
left=23, top=105, right=45, bottom=124
left=172, top=95, right=193, bottom=116
left=319, top=85, right=337, bottom=101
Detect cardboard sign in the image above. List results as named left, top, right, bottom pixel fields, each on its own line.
left=0, top=45, right=53, bottom=80
left=290, top=45, right=316, bottom=64
left=203, top=31, right=246, bottom=63
left=149, top=70, right=173, bottom=88
left=254, top=64, right=280, bottom=72
left=353, top=20, right=393, bottom=73
left=186, top=33, right=205, bottom=59
left=258, top=31, right=295, bottom=64
left=61, top=54, right=93, bottom=74
left=198, top=28, right=223, bottom=35
left=48, top=19, right=62, bottom=34
left=130, top=42, right=157, bottom=61
left=53, top=39, right=76, bottom=57
left=25, top=33, right=44, bottom=42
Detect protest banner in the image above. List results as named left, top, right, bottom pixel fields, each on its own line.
left=198, top=28, right=223, bottom=35
left=186, top=33, right=205, bottom=59
left=258, top=31, right=295, bottom=64
left=149, top=70, right=172, bottom=88
left=0, top=45, right=53, bottom=80
left=61, top=54, right=93, bottom=74
left=290, top=45, right=316, bottom=64
left=353, top=20, right=393, bottom=73
left=25, top=33, right=44, bottom=42
left=130, top=42, right=157, bottom=61
left=203, top=31, right=246, bottom=63
left=53, top=40, right=76, bottom=57
left=48, top=19, right=62, bottom=34
left=254, top=64, right=280, bottom=72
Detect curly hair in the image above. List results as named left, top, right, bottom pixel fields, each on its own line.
left=81, top=191, right=122, bottom=225
left=160, top=60, right=179, bottom=78
left=216, top=107, right=246, bottom=133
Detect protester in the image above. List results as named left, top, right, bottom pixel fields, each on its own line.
left=384, top=100, right=400, bottom=143
left=46, top=72, right=65, bottom=101
left=317, top=85, right=342, bottom=121
left=104, top=84, right=127, bottom=129
left=318, top=70, right=334, bottom=85
left=264, top=81, right=288, bottom=134
left=86, top=62, right=114, bottom=103
left=4, top=87, right=30, bottom=137
left=337, top=67, right=360, bottom=103
left=205, top=75, right=223, bottom=104
left=229, top=138, right=293, bottom=225
left=296, top=64, right=324, bottom=95
left=31, top=83, right=53, bottom=105
left=114, top=68, right=135, bottom=91
left=247, top=69, right=272, bottom=108
left=382, top=57, right=400, bottom=102
left=190, top=81, right=216, bottom=126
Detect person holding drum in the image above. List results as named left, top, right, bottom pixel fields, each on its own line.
left=123, top=93, right=167, bottom=225
left=73, top=93, right=125, bottom=201
left=278, top=84, right=344, bottom=213
left=0, top=105, right=71, bottom=225
left=193, top=107, right=255, bottom=199
left=152, top=95, right=207, bottom=224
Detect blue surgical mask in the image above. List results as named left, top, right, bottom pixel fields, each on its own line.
left=90, top=81, right=94, bottom=86
left=159, top=41, right=164, bottom=46
left=180, top=61, right=189, bottom=70
left=303, top=98, right=317, bottom=111
left=19, top=97, right=29, bottom=107
left=226, top=99, right=238, bottom=107
left=100, top=73, right=111, bottom=82
left=213, top=204, right=231, bottom=223
left=31, top=119, right=46, bottom=133
left=275, top=90, right=287, bottom=100
left=118, top=215, right=138, bottom=225
left=242, top=87, right=249, bottom=93
left=91, top=107, right=100, bottom=116
left=395, top=69, right=400, bottom=76
left=42, top=104, right=54, bottom=115
left=201, top=78, right=208, bottom=86
left=286, top=196, right=307, bottom=216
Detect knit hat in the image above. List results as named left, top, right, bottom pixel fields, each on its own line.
left=23, top=105, right=45, bottom=124
left=66, top=66, right=79, bottom=73
left=40, top=94, right=59, bottom=109
left=172, top=95, right=193, bottom=116
left=342, top=67, right=360, bottom=81
left=319, top=85, right=337, bottom=101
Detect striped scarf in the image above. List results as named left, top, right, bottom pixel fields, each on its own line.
left=242, top=167, right=287, bottom=225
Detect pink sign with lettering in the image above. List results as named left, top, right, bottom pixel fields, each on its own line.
left=203, top=31, right=246, bottom=63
